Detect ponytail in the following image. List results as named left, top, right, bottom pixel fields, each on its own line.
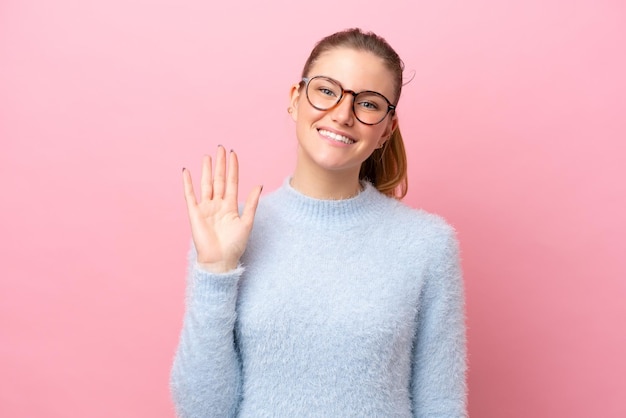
left=359, top=127, right=408, bottom=199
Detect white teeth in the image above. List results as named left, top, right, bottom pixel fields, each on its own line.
left=319, top=129, right=355, bottom=144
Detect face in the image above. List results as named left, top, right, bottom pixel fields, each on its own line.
left=289, top=47, right=398, bottom=179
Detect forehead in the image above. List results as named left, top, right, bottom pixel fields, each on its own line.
left=308, top=48, right=395, bottom=98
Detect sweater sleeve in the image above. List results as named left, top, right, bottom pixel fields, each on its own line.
left=411, top=228, right=468, bottom=417
left=170, top=249, right=244, bottom=418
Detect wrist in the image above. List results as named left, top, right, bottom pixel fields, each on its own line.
left=195, top=259, right=239, bottom=274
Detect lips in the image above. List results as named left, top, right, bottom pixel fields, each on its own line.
left=318, top=129, right=355, bottom=145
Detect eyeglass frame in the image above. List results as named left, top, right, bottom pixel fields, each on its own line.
left=301, top=76, right=397, bottom=126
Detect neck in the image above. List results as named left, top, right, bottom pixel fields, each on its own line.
left=291, top=166, right=362, bottom=201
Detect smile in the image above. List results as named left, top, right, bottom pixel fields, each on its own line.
left=318, top=129, right=355, bottom=145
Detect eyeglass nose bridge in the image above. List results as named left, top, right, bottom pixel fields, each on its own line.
left=333, top=88, right=359, bottom=114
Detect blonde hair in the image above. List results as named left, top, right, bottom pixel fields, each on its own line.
left=301, top=28, right=408, bottom=199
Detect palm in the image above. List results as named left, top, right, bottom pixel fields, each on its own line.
left=183, top=146, right=262, bottom=272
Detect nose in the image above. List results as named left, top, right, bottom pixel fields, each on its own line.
left=329, top=94, right=354, bottom=126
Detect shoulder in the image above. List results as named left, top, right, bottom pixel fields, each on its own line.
left=365, top=189, right=460, bottom=266
left=372, top=189, right=456, bottom=242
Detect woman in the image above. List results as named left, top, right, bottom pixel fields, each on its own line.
left=171, top=28, right=467, bottom=417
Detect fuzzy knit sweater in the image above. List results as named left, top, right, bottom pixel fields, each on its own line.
left=170, top=179, right=467, bottom=417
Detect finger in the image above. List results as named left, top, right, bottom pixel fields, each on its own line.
left=213, top=145, right=227, bottom=199
left=225, top=149, right=239, bottom=203
left=182, top=168, right=198, bottom=207
left=240, top=184, right=263, bottom=227
left=200, top=154, right=213, bottom=200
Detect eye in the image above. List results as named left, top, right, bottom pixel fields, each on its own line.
left=357, top=100, right=380, bottom=111
left=318, top=87, right=337, bottom=97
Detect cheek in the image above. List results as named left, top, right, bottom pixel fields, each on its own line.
left=364, top=126, right=387, bottom=144
left=294, top=100, right=325, bottom=126
left=294, top=111, right=314, bottom=143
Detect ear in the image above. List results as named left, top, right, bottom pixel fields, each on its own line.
left=288, top=83, right=302, bottom=122
left=378, top=113, right=399, bottom=148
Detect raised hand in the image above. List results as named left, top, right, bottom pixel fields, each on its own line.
left=182, top=146, right=262, bottom=273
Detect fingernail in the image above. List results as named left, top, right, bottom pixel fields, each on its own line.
left=217, top=144, right=222, bottom=148
left=182, top=167, right=186, bottom=172
left=230, top=149, right=234, bottom=153
left=260, top=185, right=264, bottom=192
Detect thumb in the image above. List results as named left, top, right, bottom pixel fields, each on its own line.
left=240, top=185, right=263, bottom=226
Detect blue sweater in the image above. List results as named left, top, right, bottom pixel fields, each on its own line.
left=170, top=179, right=467, bottom=417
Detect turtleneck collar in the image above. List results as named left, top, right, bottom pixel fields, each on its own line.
left=263, top=177, right=393, bottom=229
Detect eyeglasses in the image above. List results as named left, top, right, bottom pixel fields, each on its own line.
left=302, top=76, right=396, bottom=125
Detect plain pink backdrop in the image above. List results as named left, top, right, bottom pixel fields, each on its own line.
left=1, top=0, right=624, bottom=417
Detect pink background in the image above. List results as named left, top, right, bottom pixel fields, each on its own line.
left=1, top=0, right=624, bottom=417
